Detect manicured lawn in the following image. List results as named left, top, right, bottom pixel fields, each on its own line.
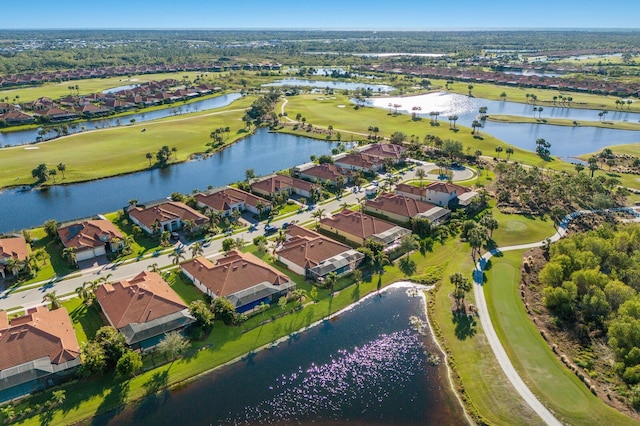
left=0, top=96, right=255, bottom=189
left=166, top=271, right=204, bottom=305
left=485, top=250, right=635, bottom=425
left=63, top=298, right=105, bottom=345
left=490, top=207, right=556, bottom=248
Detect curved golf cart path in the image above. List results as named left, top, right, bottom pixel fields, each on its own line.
left=472, top=206, right=640, bottom=426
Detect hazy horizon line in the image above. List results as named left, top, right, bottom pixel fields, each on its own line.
left=2, top=27, right=640, bottom=32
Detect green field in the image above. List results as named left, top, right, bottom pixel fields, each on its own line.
left=485, top=250, right=637, bottom=425
left=0, top=96, right=254, bottom=188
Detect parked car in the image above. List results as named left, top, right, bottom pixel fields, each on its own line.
left=264, top=224, right=278, bottom=235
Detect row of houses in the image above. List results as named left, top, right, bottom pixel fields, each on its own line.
left=0, top=80, right=221, bottom=126
left=357, top=63, right=640, bottom=97
left=0, top=62, right=282, bottom=89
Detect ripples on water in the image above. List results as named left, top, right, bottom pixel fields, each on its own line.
left=223, top=329, right=426, bottom=425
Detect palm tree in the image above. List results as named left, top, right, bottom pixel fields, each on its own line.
left=505, top=147, right=514, bottom=161
left=57, top=163, right=66, bottom=178
left=76, top=281, right=96, bottom=306
left=324, top=272, right=338, bottom=296
left=448, top=115, right=458, bottom=130
left=500, top=92, right=507, bottom=101
left=43, top=291, right=62, bottom=310
left=575, top=163, right=585, bottom=174
left=415, top=168, right=426, bottom=188
left=255, top=200, right=266, bottom=219
left=146, top=153, right=153, bottom=167
left=467, top=84, right=473, bottom=96
left=374, top=251, right=390, bottom=275
left=62, top=247, right=77, bottom=266
left=48, top=169, right=57, bottom=183
left=312, top=208, right=326, bottom=227
left=471, top=120, right=481, bottom=135
left=537, top=107, right=544, bottom=119
left=495, top=146, right=503, bottom=159
left=182, top=219, right=196, bottom=236
left=169, top=248, right=186, bottom=266
left=190, top=241, right=203, bottom=259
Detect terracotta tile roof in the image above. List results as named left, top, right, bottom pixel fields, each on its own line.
left=181, top=251, right=290, bottom=298
left=95, top=271, right=187, bottom=329
left=195, top=187, right=271, bottom=211
left=320, top=210, right=398, bottom=240
left=277, top=225, right=354, bottom=270
left=395, top=183, right=426, bottom=198
left=365, top=193, right=438, bottom=218
left=425, top=182, right=469, bottom=195
left=300, top=163, right=352, bottom=182
left=0, top=307, right=80, bottom=370
left=250, top=175, right=318, bottom=194
left=359, top=143, right=405, bottom=160
left=57, top=220, right=124, bottom=251
left=0, top=237, right=29, bottom=261
left=128, top=201, right=208, bottom=229
left=335, top=152, right=381, bottom=170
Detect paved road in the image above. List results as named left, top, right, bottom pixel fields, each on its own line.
left=472, top=207, right=640, bottom=426
left=2, top=161, right=476, bottom=312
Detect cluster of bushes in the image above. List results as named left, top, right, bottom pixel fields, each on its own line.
left=539, top=224, right=640, bottom=406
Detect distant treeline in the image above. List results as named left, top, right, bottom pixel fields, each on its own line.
left=1, top=29, right=640, bottom=74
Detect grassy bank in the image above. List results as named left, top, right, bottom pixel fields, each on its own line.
left=485, top=250, right=637, bottom=425
left=487, top=114, right=640, bottom=131
left=0, top=96, right=255, bottom=189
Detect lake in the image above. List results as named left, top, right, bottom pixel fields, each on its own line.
left=368, top=92, right=640, bottom=158
left=90, top=285, right=467, bottom=426
left=262, top=78, right=395, bottom=93
left=0, top=130, right=343, bottom=233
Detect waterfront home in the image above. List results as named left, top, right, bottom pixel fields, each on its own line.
left=250, top=174, right=321, bottom=200
left=296, top=163, right=353, bottom=186
left=181, top=251, right=295, bottom=312
left=33, top=107, right=79, bottom=122
left=0, top=110, right=36, bottom=125
left=0, top=307, right=81, bottom=403
left=57, top=219, right=124, bottom=263
left=128, top=201, right=208, bottom=234
left=319, top=210, right=411, bottom=248
left=94, top=271, right=195, bottom=351
left=333, top=152, right=384, bottom=173
left=0, top=236, right=29, bottom=278
left=275, top=225, right=364, bottom=282
left=356, top=143, right=405, bottom=162
left=395, top=182, right=477, bottom=208
left=364, top=193, right=451, bottom=225
left=195, top=187, right=272, bottom=217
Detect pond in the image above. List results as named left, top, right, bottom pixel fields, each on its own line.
left=0, top=129, right=344, bottom=233
left=368, top=92, right=640, bottom=158
left=0, top=93, right=243, bottom=147
left=262, top=78, right=395, bottom=93
left=90, top=285, right=466, bottom=426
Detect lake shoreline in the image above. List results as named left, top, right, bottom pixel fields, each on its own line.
left=84, top=282, right=471, bottom=426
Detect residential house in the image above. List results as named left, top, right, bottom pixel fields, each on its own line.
left=319, top=210, right=411, bottom=248
left=364, top=193, right=451, bottom=225
left=0, top=237, right=29, bottom=278
left=33, top=107, right=78, bottom=122
left=396, top=182, right=477, bottom=208
left=57, top=219, right=124, bottom=262
left=333, top=152, right=384, bottom=173
left=0, top=307, right=81, bottom=403
left=296, top=163, right=353, bottom=186
left=128, top=201, right=208, bottom=234
left=181, top=251, right=296, bottom=312
left=0, top=111, right=35, bottom=125
left=250, top=175, right=320, bottom=200
left=95, top=271, right=195, bottom=350
left=357, top=143, right=405, bottom=162
left=276, top=225, right=364, bottom=282
left=195, top=187, right=271, bottom=217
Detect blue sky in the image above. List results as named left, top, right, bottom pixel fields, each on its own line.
left=3, top=0, right=639, bottom=30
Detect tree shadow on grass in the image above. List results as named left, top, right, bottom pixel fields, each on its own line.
left=90, top=379, right=131, bottom=426
left=351, top=284, right=360, bottom=301
left=452, top=313, right=477, bottom=340
left=129, top=371, right=170, bottom=424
